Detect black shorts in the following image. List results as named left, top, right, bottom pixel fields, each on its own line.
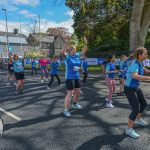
left=15, top=72, right=25, bottom=80
left=66, top=79, right=81, bottom=90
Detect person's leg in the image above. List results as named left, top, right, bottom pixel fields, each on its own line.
left=55, top=74, right=60, bottom=85
left=48, top=75, right=54, bottom=87
left=72, top=79, right=82, bottom=109
left=44, top=68, right=48, bottom=79
left=106, top=78, right=114, bottom=102
left=73, top=88, right=80, bottom=103
left=63, top=79, right=74, bottom=117
left=7, top=73, right=10, bottom=85
left=16, top=80, right=21, bottom=94
left=64, top=90, right=73, bottom=110
left=124, top=86, right=141, bottom=138
left=124, top=87, right=140, bottom=127
left=35, top=68, right=37, bottom=75
left=83, top=72, right=87, bottom=83
left=136, top=88, right=147, bottom=120
left=31, top=69, right=33, bottom=75
left=119, top=78, right=124, bottom=93
left=41, top=69, right=44, bottom=81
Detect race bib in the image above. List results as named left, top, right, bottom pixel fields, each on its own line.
left=73, top=66, right=80, bottom=71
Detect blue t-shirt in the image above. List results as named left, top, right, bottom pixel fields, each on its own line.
left=50, top=62, right=59, bottom=74
left=119, top=60, right=129, bottom=77
left=65, top=53, right=81, bottom=79
left=13, top=59, right=24, bottom=73
left=82, top=60, right=88, bottom=72
left=125, top=60, right=144, bottom=88
left=105, top=62, right=116, bottom=79
left=31, top=61, right=36, bottom=68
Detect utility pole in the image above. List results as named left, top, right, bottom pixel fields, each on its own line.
left=2, top=8, right=9, bottom=57
left=38, top=15, right=41, bottom=49
left=20, top=15, right=23, bottom=56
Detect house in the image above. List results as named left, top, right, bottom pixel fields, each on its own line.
left=27, top=28, right=70, bottom=56
left=0, top=29, right=28, bottom=57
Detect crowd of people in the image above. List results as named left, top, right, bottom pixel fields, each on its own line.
left=1, top=38, right=150, bottom=139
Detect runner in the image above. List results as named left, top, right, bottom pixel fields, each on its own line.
left=81, top=55, right=88, bottom=84
left=7, top=53, right=16, bottom=86
left=31, top=59, right=37, bottom=75
left=118, top=55, right=128, bottom=96
left=39, top=57, right=49, bottom=82
left=12, top=52, right=26, bottom=94
left=61, top=37, right=88, bottom=117
left=47, top=56, right=60, bottom=89
left=124, top=47, right=150, bottom=139
left=105, top=54, right=120, bottom=108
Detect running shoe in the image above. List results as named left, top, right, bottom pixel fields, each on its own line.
left=106, top=102, right=114, bottom=108
left=72, top=103, right=82, bottom=109
left=63, top=110, right=71, bottom=117
left=14, top=82, right=17, bottom=86
left=125, top=128, right=140, bottom=139
left=7, top=83, right=10, bottom=86
left=41, top=80, right=44, bottom=83
left=135, top=118, right=148, bottom=126
left=105, top=98, right=113, bottom=103
left=47, top=86, right=50, bottom=90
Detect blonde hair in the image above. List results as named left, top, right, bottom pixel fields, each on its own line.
left=67, top=45, right=76, bottom=53
left=134, top=47, right=147, bottom=60
left=121, top=55, right=127, bottom=60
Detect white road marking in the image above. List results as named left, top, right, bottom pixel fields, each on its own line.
left=0, top=107, right=22, bottom=121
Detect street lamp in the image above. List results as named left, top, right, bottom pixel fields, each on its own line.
left=2, top=8, right=9, bottom=57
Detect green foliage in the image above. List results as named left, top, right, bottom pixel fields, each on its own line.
left=65, top=0, right=134, bottom=56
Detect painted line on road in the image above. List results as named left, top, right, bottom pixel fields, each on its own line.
left=0, top=107, right=22, bottom=121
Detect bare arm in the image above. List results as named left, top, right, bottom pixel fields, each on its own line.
left=132, top=72, right=150, bottom=81
left=144, top=67, right=150, bottom=74
left=105, top=70, right=119, bottom=74
left=61, top=43, right=68, bottom=58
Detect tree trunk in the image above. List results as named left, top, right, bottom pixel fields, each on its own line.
left=130, top=0, right=145, bottom=51
left=130, top=0, right=150, bottom=51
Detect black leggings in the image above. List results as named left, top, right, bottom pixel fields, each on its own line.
left=124, top=86, right=147, bottom=121
left=48, top=74, right=60, bottom=86
left=83, top=72, right=88, bottom=83
left=31, top=68, right=37, bottom=75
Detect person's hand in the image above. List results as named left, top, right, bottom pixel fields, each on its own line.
left=114, top=70, right=119, bottom=73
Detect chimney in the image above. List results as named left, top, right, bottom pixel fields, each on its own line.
left=14, top=29, right=18, bottom=34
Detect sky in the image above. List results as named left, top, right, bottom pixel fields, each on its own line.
left=0, top=0, right=74, bottom=35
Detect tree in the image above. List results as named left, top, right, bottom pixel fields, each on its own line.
left=130, top=0, right=150, bottom=51
left=65, top=0, right=132, bottom=55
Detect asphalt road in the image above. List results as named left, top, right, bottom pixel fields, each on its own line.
left=0, top=70, right=150, bottom=150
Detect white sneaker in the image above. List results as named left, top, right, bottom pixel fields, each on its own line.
left=47, top=86, right=50, bottom=90
left=135, top=118, right=148, bottom=126
left=14, top=82, right=17, bottom=86
left=7, top=83, right=10, bottom=86
left=41, top=80, right=44, bottom=83
left=46, top=78, right=49, bottom=81
left=106, top=102, right=114, bottom=108
left=63, top=110, right=71, bottom=117
left=72, top=103, right=82, bottom=109
left=105, top=98, right=113, bottom=103
left=125, top=128, right=140, bottom=139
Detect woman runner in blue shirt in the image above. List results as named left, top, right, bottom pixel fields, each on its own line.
left=124, top=47, right=150, bottom=139
left=61, top=37, right=88, bottom=117
left=47, top=56, right=60, bottom=88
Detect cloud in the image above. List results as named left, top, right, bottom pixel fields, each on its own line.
left=19, top=10, right=37, bottom=18
left=0, top=20, right=29, bottom=35
left=0, top=18, right=74, bottom=36
left=64, top=10, right=74, bottom=18
left=0, top=0, right=40, bottom=8
left=45, top=11, right=53, bottom=16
